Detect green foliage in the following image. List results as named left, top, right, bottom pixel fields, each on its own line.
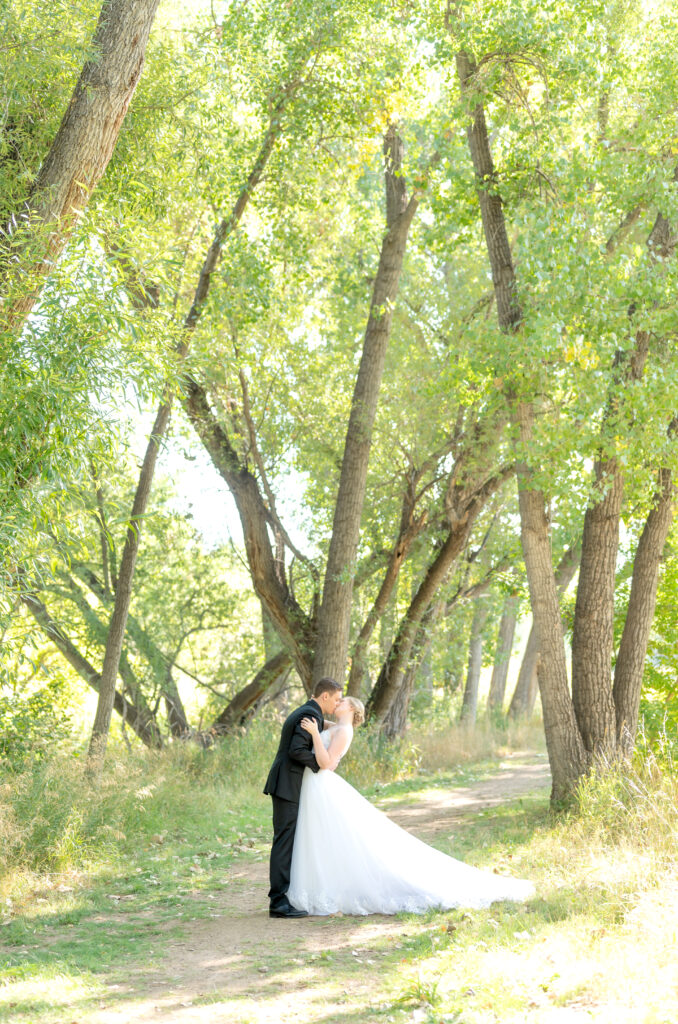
left=1, top=0, right=677, bottom=758
left=641, top=528, right=678, bottom=743
left=0, top=677, right=72, bottom=770
left=341, top=723, right=422, bottom=790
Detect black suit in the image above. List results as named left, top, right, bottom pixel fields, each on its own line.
left=264, top=698, right=323, bottom=909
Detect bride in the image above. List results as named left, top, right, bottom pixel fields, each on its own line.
left=287, top=696, right=535, bottom=916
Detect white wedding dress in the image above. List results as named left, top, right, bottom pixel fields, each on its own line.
left=287, top=725, right=535, bottom=916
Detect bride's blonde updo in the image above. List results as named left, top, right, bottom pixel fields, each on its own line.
left=345, top=696, right=365, bottom=727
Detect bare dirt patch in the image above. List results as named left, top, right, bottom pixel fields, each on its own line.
left=89, top=755, right=550, bottom=1024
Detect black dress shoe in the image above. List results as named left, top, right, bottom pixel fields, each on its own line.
left=269, top=904, right=308, bottom=918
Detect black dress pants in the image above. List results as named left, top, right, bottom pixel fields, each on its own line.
left=268, top=795, right=299, bottom=908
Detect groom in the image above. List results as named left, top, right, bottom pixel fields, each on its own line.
left=264, top=677, right=343, bottom=918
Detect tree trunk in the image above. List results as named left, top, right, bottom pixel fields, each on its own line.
left=380, top=662, right=416, bottom=739
left=508, top=544, right=580, bottom=719
left=366, top=467, right=509, bottom=723
left=87, top=95, right=293, bottom=767
left=570, top=452, right=627, bottom=756
left=613, top=468, right=675, bottom=755
left=487, top=594, right=519, bottom=712
left=515, top=407, right=588, bottom=801
left=88, top=396, right=173, bottom=761
left=455, top=51, right=521, bottom=335
left=20, top=591, right=162, bottom=748
left=366, top=531, right=466, bottom=722
left=211, top=651, right=293, bottom=734
left=1, top=0, right=161, bottom=334
left=312, top=126, right=419, bottom=685
left=455, top=43, right=588, bottom=801
left=571, top=207, right=673, bottom=758
left=460, top=600, right=489, bottom=724
left=261, top=605, right=292, bottom=715
left=182, top=382, right=315, bottom=685
left=380, top=600, right=440, bottom=738
left=347, top=495, right=428, bottom=696
left=509, top=623, right=545, bottom=720
left=69, top=563, right=191, bottom=735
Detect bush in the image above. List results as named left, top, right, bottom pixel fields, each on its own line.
left=0, top=677, right=72, bottom=770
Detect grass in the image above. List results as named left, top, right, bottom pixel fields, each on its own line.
left=0, top=719, right=677, bottom=1023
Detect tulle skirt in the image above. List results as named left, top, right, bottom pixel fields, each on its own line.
left=287, top=767, right=535, bottom=916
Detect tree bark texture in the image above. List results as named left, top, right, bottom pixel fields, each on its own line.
left=487, top=594, right=519, bottom=712
left=460, top=600, right=489, bottom=724
left=508, top=544, right=580, bottom=719
left=570, top=339, right=650, bottom=757
left=87, top=96, right=293, bottom=764
left=455, top=51, right=521, bottom=334
left=1, top=0, right=161, bottom=334
left=312, top=126, right=419, bottom=686
left=515, top=405, right=588, bottom=801
left=571, top=205, right=673, bottom=757
left=613, top=468, right=675, bottom=755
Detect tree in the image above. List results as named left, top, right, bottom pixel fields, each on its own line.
left=1, top=0, right=161, bottom=334
left=447, top=1, right=678, bottom=797
left=487, top=592, right=520, bottom=714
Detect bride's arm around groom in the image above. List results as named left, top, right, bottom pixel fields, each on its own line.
left=263, top=678, right=344, bottom=918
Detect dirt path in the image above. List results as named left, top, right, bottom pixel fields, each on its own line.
left=92, top=755, right=551, bottom=1024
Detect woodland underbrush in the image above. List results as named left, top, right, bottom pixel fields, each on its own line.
left=0, top=716, right=425, bottom=893
left=1, top=721, right=677, bottom=1024
left=1, top=716, right=676, bottom=906
left=411, top=715, right=547, bottom=772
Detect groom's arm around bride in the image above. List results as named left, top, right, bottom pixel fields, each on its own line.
left=264, top=678, right=343, bottom=918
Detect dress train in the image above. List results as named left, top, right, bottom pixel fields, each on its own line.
left=287, top=759, right=534, bottom=916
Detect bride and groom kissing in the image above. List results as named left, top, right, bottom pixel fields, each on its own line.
left=264, top=677, right=534, bottom=918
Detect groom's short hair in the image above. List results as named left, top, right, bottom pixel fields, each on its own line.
left=313, top=677, right=342, bottom=698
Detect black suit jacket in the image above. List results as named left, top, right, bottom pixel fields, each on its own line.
left=263, top=699, right=323, bottom=803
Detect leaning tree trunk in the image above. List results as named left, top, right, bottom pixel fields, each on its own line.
left=613, top=467, right=675, bottom=755
left=380, top=662, right=416, bottom=740
left=347, top=495, right=428, bottom=697
left=312, top=125, right=419, bottom=685
left=380, top=600, right=440, bottom=738
left=367, top=465, right=509, bottom=724
left=1, top=0, right=161, bottom=334
left=20, top=591, right=162, bottom=748
left=487, top=594, right=519, bottom=713
left=68, top=561, right=191, bottom=736
left=182, top=383, right=314, bottom=684
left=460, top=600, right=490, bottom=725
left=366, top=529, right=468, bottom=722
left=87, top=96, right=294, bottom=768
left=211, top=651, right=293, bottom=735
